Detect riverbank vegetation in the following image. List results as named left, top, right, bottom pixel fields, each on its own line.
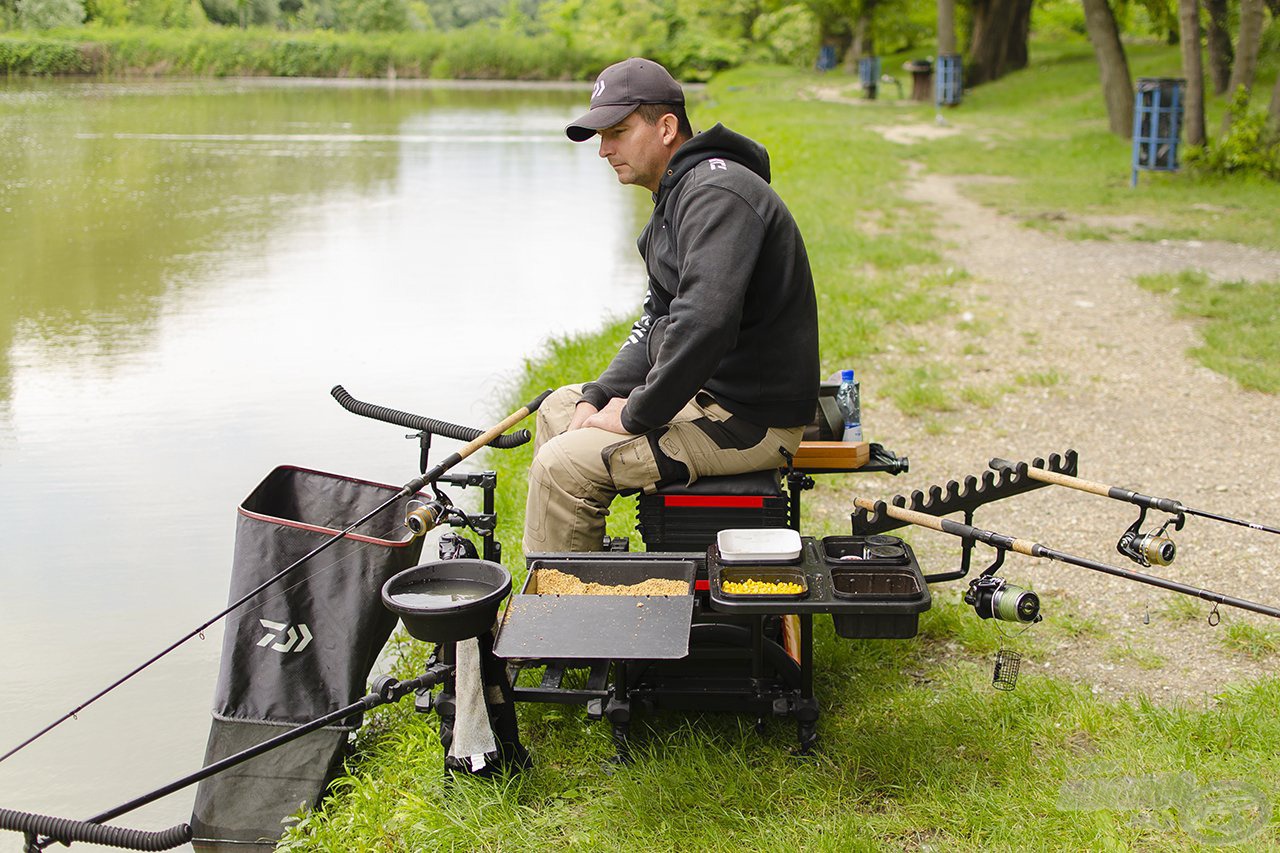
left=277, top=49, right=1280, bottom=849
left=4, top=1, right=1279, bottom=178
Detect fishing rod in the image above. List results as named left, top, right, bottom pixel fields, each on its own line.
left=1, top=663, right=453, bottom=852
left=851, top=497, right=1280, bottom=622
left=990, top=457, right=1280, bottom=568
left=0, top=387, right=550, bottom=767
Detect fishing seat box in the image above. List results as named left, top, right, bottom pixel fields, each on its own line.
left=637, top=470, right=789, bottom=553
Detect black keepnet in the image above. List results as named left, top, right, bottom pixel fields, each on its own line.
left=191, top=466, right=425, bottom=848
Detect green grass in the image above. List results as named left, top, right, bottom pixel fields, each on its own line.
left=910, top=39, right=1280, bottom=250
left=1136, top=270, right=1280, bottom=393
left=285, top=616, right=1280, bottom=850
left=1014, top=369, right=1065, bottom=388
left=283, top=57, right=1280, bottom=850
left=1219, top=622, right=1280, bottom=660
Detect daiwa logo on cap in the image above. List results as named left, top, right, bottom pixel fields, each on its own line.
left=593, top=79, right=606, bottom=100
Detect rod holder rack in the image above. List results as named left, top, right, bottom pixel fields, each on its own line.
left=850, top=450, right=1079, bottom=583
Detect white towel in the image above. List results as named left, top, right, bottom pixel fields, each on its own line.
left=447, top=637, right=497, bottom=771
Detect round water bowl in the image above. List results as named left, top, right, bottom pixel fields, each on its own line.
left=382, top=559, right=511, bottom=643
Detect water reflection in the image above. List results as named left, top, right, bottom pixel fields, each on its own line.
left=0, top=78, right=645, bottom=845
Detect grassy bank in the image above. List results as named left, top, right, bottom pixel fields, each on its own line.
left=910, top=40, right=1280, bottom=250
left=0, top=26, right=606, bottom=77
left=280, top=53, right=1280, bottom=850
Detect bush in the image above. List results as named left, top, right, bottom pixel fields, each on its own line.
left=16, top=0, right=85, bottom=28
left=749, top=3, right=817, bottom=68
left=1185, top=88, right=1280, bottom=180
left=336, top=0, right=416, bottom=32
left=0, top=33, right=89, bottom=69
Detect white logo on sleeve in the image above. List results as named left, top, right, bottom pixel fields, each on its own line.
left=708, top=158, right=728, bottom=171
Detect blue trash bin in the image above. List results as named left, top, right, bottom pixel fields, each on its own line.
left=858, top=56, right=880, bottom=100
left=817, top=44, right=837, bottom=72
left=936, top=53, right=962, bottom=107
left=1130, top=77, right=1186, bottom=187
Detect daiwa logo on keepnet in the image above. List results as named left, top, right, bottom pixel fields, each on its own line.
left=257, top=619, right=313, bottom=653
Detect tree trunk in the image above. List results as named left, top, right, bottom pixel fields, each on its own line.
left=1222, top=0, right=1265, bottom=134
left=966, top=0, right=1032, bottom=85
left=938, top=0, right=956, bottom=55
left=1177, top=0, right=1206, bottom=146
left=842, top=1, right=874, bottom=73
left=1081, top=0, right=1133, bottom=136
left=851, top=13, right=873, bottom=58
left=1203, top=0, right=1233, bottom=95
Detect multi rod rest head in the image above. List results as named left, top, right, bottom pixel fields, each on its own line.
left=851, top=450, right=1079, bottom=535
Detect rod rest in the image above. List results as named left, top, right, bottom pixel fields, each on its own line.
left=331, top=385, right=530, bottom=449
left=851, top=450, right=1079, bottom=536
left=0, top=808, right=191, bottom=852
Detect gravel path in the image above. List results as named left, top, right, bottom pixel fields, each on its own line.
left=820, top=153, right=1280, bottom=704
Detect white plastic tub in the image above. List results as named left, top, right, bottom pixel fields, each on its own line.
left=716, top=528, right=803, bottom=563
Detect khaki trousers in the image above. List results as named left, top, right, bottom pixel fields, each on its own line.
left=523, top=384, right=804, bottom=554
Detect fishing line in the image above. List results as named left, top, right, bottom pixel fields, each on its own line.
left=0, top=496, right=405, bottom=767
left=0, top=388, right=551, bottom=767
left=852, top=496, right=1280, bottom=621
left=990, top=458, right=1280, bottom=536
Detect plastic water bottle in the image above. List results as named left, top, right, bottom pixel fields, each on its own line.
left=835, top=369, right=862, bottom=442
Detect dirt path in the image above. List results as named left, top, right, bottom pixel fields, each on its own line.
left=822, top=152, right=1280, bottom=704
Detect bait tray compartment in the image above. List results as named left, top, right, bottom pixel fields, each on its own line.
left=715, top=564, right=809, bottom=601
left=821, top=535, right=910, bottom=565
left=828, top=566, right=929, bottom=639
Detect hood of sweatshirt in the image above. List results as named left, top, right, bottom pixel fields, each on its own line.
left=656, top=123, right=771, bottom=198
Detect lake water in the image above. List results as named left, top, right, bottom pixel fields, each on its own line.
left=0, top=78, right=644, bottom=848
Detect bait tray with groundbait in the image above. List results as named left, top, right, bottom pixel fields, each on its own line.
left=493, top=558, right=697, bottom=661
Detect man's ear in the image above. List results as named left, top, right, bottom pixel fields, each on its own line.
left=659, top=112, right=680, bottom=146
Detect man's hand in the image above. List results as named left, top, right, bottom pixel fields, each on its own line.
left=567, top=401, right=598, bottom=431
left=581, top=397, right=631, bottom=435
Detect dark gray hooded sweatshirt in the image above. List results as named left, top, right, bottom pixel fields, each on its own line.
left=580, top=123, right=820, bottom=435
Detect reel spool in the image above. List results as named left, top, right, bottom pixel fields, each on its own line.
left=1116, top=506, right=1182, bottom=568
left=406, top=500, right=446, bottom=537
left=966, top=575, right=1042, bottom=623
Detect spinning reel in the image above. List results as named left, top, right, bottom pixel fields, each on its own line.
left=1116, top=505, right=1184, bottom=568
left=405, top=490, right=474, bottom=539
left=963, top=548, right=1042, bottom=625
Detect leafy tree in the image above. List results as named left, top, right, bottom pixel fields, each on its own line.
left=1221, top=0, right=1266, bottom=133
left=16, top=0, right=85, bottom=26
left=750, top=2, right=819, bottom=66
left=338, top=0, right=415, bottom=30
left=83, top=0, right=129, bottom=24
left=199, top=0, right=277, bottom=25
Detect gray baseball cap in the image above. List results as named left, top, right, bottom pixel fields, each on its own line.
left=565, top=57, right=685, bottom=142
